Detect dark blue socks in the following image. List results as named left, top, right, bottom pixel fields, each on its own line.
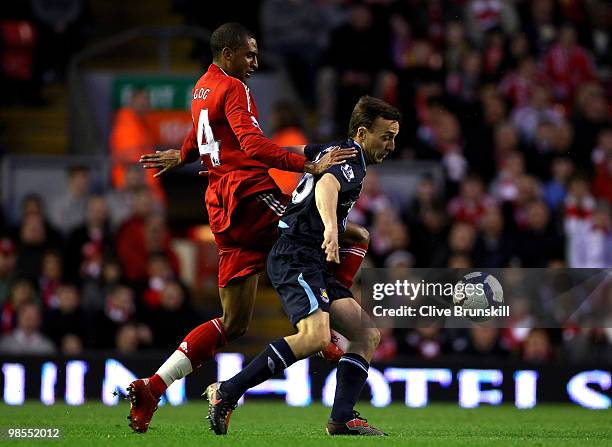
left=330, top=353, right=369, bottom=423
left=220, top=338, right=297, bottom=398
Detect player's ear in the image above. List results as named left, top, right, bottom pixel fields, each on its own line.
left=221, top=47, right=233, bottom=61
left=357, top=126, right=368, bottom=140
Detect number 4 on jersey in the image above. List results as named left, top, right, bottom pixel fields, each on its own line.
left=197, top=109, right=221, bottom=166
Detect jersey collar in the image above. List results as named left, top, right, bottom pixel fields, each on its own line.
left=348, top=138, right=367, bottom=171
left=210, top=63, right=230, bottom=77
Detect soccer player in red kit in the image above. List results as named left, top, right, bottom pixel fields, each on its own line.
left=128, top=23, right=367, bottom=433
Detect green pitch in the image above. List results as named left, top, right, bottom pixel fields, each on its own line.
left=1, top=402, right=610, bottom=446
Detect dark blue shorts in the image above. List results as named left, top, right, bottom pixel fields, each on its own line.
left=267, top=237, right=353, bottom=326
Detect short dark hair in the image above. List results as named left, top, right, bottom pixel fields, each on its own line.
left=210, top=22, right=255, bottom=59
left=348, top=96, right=401, bottom=137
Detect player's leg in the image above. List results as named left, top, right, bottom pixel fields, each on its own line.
left=335, top=222, right=369, bottom=289
left=325, top=297, right=386, bottom=436
left=219, top=274, right=258, bottom=339
left=127, top=258, right=259, bottom=433
left=319, top=222, right=369, bottom=362
left=206, top=309, right=331, bottom=435
left=140, top=276, right=257, bottom=397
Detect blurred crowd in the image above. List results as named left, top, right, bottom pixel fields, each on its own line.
left=1, top=0, right=611, bottom=363
left=0, top=166, right=206, bottom=356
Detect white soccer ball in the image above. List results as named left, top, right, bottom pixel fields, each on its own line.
left=453, top=272, right=504, bottom=321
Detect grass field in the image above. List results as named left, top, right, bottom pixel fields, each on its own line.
left=1, top=402, right=610, bottom=446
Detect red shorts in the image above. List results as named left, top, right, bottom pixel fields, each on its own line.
left=213, top=190, right=289, bottom=288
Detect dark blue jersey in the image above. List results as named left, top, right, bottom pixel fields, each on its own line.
left=278, top=138, right=366, bottom=247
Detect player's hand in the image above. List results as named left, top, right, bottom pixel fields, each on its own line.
left=305, top=146, right=356, bottom=175
left=139, top=149, right=185, bottom=178
left=322, top=227, right=340, bottom=263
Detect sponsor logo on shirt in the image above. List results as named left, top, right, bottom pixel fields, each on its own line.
left=341, top=164, right=355, bottom=182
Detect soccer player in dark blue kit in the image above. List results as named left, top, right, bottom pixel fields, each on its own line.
left=205, top=96, right=401, bottom=436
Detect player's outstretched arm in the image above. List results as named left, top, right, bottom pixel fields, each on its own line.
left=140, top=149, right=186, bottom=178
left=282, top=145, right=306, bottom=156
left=305, top=148, right=356, bottom=176
left=316, top=173, right=341, bottom=263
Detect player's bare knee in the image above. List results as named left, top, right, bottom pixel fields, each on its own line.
left=221, top=316, right=249, bottom=340
left=298, top=326, right=330, bottom=353
left=356, top=226, right=370, bottom=245
left=308, top=332, right=331, bottom=353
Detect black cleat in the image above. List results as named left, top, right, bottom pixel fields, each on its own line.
left=204, top=382, right=238, bottom=435
left=326, top=411, right=388, bottom=436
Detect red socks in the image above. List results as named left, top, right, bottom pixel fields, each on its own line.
left=178, top=317, right=227, bottom=369
left=148, top=317, right=227, bottom=398
left=148, top=373, right=167, bottom=397
left=333, top=243, right=368, bottom=288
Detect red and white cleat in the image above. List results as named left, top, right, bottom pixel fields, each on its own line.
left=126, top=379, right=160, bottom=433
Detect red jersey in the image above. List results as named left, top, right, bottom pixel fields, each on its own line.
left=180, top=64, right=305, bottom=232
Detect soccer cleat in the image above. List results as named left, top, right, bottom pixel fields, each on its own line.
left=126, top=379, right=160, bottom=433
left=204, top=382, right=238, bottom=435
left=326, top=411, right=388, bottom=436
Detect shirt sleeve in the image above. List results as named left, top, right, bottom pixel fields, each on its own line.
left=324, top=158, right=364, bottom=193
left=224, top=79, right=306, bottom=172
left=180, top=124, right=200, bottom=164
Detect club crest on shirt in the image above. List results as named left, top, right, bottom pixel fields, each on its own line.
left=320, top=288, right=329, bottom=303
left=341, top=163, right=355, bottom=182
left=251, top=116, right=262, bottom=131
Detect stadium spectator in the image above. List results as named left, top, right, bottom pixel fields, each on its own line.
left=115, top=189, right=178, bottom=283
left=259, top=0, right=327, bottom=105
left=369, top=208, right=410, bottom=267
left=0, top=278, right=38, bottom=335
left=521, top=329, right=555, bottom=363
left=543, top=157, right=574, bottom=212
left=516, top=200, right=564, bottom=266
left=511, top=85, right=563, bottom=145
left=432, top=221, right=477, bottom=267
left=48, top=165, right=91, bottom=236
left=443, top=21, right=470, bottom=73
left=542, top=24, right=597, bottom=103
left=38, top=250, right=63, bottom=309
left=105, top=165, right=162, bottom=230
left=109, top=87, right=164, bottom=202
left=490, top=151, right=526, bottom=204
left=0, top=238, right=17, bottom=305
left=465, top=324, right=510, bottom=358
left=396, top=327, right=450, bottom=359
left=80, top=258, right=123, bottom=315
left=448, top=176, right=495, bottom=225
left=410, top=207, right=449, bottom=268
left=571, top=83, right=609, bottom=171
left=464, top=0, right=519, bottom=47
left=115, top=322, right=141, bottom=354
left=0, top=302, right=56, bottom=354
left=90, top=284, right=137, bottom=349
left=42, top=284, right=86, bottom=353
left=138, top=253, right=176, bottom=310
left=316, top=3, right=389, bottom=137
left=144, top=281, right=199, bottom=350
left=66, top=195, right=114, bottom=282
left=473, top=205, right=513, bottom=267
left=402, top=174, right=444, bottom=226
left=15, top=212, right=62, bottom=281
